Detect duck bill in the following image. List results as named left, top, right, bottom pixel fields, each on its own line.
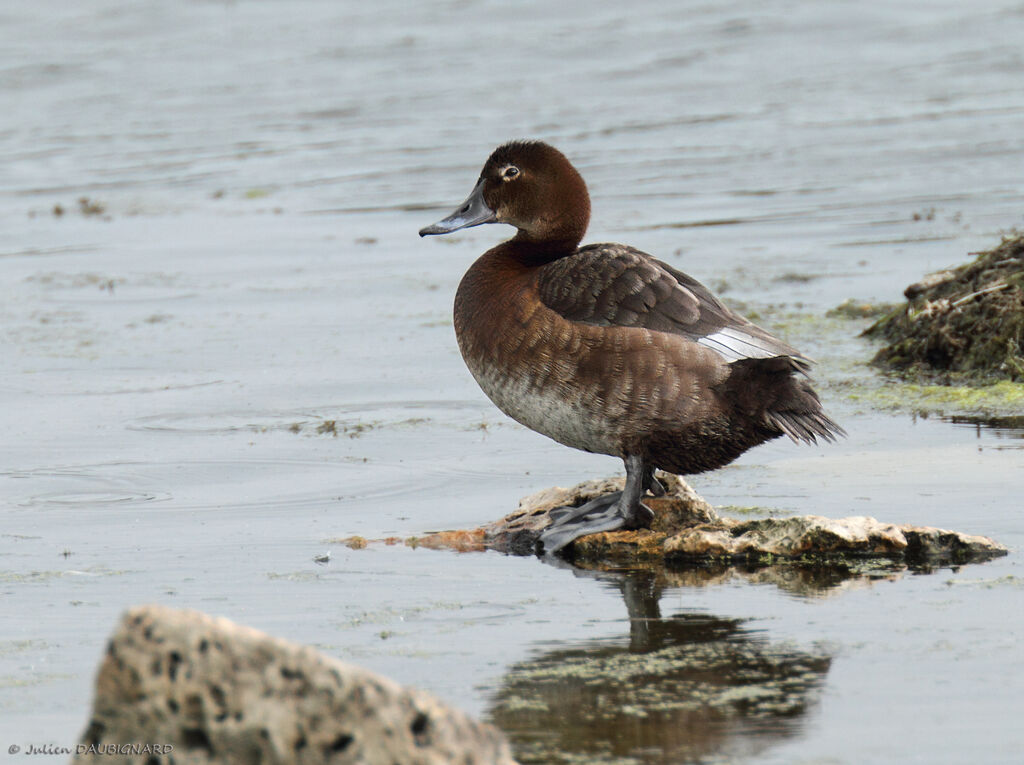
left=419, top=178, right=496, bottom=236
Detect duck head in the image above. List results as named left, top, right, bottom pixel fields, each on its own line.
left=419, top=140, right=591, bottom=251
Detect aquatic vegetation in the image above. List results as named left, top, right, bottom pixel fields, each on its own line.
left=864, top=233, right=1024, bottom=382
left=825, top=298, right=899, bottom=320
left=845, top=379, right=1024, bottom=416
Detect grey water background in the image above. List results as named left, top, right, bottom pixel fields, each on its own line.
left=2, top=0, right=1024, bottom=762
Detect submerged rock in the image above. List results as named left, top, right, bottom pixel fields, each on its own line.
left=74, top=605, right=516, bottom=765
left=403, top=475, right=1005, bottom=567
left=865, top=233, right=1024, bottom=382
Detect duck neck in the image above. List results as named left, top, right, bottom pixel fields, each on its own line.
left=505, top=233, right=580, bottom=264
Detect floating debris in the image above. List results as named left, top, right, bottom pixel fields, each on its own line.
left=78, top=197, right=106, bottom=216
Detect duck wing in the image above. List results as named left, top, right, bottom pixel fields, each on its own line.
left=537, top=243, right=810, bottom=369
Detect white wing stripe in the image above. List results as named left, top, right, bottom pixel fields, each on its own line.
left=717, top=327, right=780, bottom=354
left=696, top=335, right=745, bottom=362
left=697, top=328, right=779, bottom=362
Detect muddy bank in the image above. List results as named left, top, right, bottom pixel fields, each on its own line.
left=865, top=233, right=1024, bottom=382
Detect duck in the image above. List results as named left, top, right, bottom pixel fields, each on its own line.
left=419, top=140, right=844, bottom=554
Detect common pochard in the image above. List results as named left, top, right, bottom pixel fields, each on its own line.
left=420, top=141, right=843, bottom=554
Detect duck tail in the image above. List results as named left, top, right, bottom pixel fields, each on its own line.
left=766, top=404, right=846, bottom=444
left=764, top=371, right=846, bottom=443
left=725, top=356, right=846, bottom=444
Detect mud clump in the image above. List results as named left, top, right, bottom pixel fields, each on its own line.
left=865, top=233, right=1024, bottom=382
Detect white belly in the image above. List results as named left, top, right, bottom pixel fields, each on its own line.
left=464, top=353, right=621, bottom=457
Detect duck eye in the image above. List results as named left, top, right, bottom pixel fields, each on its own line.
left=501, top=165, right=520, bottom=181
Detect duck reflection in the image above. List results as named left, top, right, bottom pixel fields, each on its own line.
left=488, top=567, right=833, bottom=764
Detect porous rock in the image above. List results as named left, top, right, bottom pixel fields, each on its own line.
left=74, top=604, right=516, bottom=765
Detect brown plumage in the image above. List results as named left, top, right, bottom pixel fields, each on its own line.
left=421, top=140, right=844, bottom=554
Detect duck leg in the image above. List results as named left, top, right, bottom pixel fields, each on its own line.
left=644, top=466, right=666, bottom=497
left=539, top=454, right=657, bottom=555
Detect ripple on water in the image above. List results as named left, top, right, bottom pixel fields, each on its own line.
left=2, top=465, right=173, bottom=509
left=126, top=399, right=493, bottom=435
left=0, top=456, right=466, bottom=513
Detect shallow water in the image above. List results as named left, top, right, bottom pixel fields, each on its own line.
left=2, top=1, right=1024, bottom=762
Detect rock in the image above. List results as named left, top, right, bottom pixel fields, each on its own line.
left=391, top=476, right=1005, bottom=567
left=74, top=605, right=516, bottom=765
left=564, top=510, right=1005, bottom=568
left=901, top=525, right=1008, bottom=561
left=595, top=514, right=1006, bottom=565
left=634, top=514, right=1003, bottom=561
left=480, top=473, right=718, bottom=556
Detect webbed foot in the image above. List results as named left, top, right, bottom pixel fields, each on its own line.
left=540, top=491, right=628, bottom=554
left=538, top=455, right=659, bottom=556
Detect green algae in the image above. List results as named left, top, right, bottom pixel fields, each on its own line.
left=826, top=298, right=900, bottom=319
left=845, top=379, right=1024, bottom=417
